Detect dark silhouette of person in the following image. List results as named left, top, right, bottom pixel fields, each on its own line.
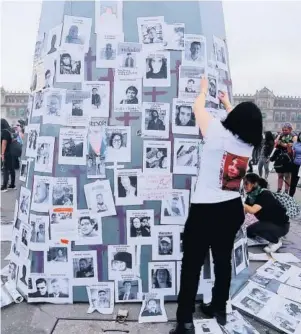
left=91, top=88, right=101, bottom=108
left=20, top=265, right=28, bottom=286
left=48, top=34, right=57, bottom=54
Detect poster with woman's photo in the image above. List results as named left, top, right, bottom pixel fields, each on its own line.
left=219, top=151, right=249, bottom=192
left=143, top=51, right=171, bottom=87
left=32, top=90, right=44, bottom=117
left=72, top=251, right=98, bottom=286
left=256, top=260, right=294, bottom=283
left=172, top=98, right=199, bottom=135
left=65, top=89, right=91, bottom=127
left=115, top=274, right=142, bottom=303
left=61, top=15, right=92, bottom=52
left=213, top=35, right=228, bottom=71
left=18, top=222, right=32, bottom=261
left=163, top=23, right=184, bottom=50
left=178, top=66, right=205, bottom=99
left=84, top=180, right=116, bottom=218
left=42, top=55, right=55, bottom=90
left=152, top=225, right=181, bottom=261
left=58, top=127, right=87, bottom=165
left=108, top=245, right=137, bottom=280
left=114, top=169, right=142, bottom=206
left=18, top=186, right=31, bottom=223
left=34, top=136, right=55, bottom=173
left=52, top=177, right=77, bottom=211
left=137, top=16, right=165, bottom=50
left=105, top=126, right=131, bottom=162
left=173, top=138, right=200, bottom=175
left=44, top=242, right=71, bottom=274
left=148, top=262, right=176, bottom=296
left=96, top=33, right=124, bottom=68
left=83, top=81, right=110, bottom=118
left=29, top=214, right=49, bottom=251
left=25, top=123, right=40, bottom=158
left=222, top=310, right=260, bottom=334
left=87, top=282, right=114, bottom=314
left=19, top=160, right=30, bottom=184
left=87, top=120, right=107, bottom=179
left=141, top=102, right=169, bottom=139
left=182, top=34, right=207, bottom=67
left=126, top=209, right=154, bottom=245
left=233, top=239, right=247, bottom=275
left=161, top=189, right=190, bottom=225
left=95, top=0, right=123, bottom=34
left=46, top=24, right=62, bottom=56
left=49, top=208, right=77, bottom=241
left=43, top=89, right=66, bottom=125
left=75, top=209, right=102, bottom=245
left=116, top=42, right=143, bottom=78
left=138, top=292, right=167, bottom=323
left=114, top=77, right=142, bottom=113
left=56, top=47, right=84, bottom=83
left=143, top=140, right=171, bottom=174
left=207, top=72, right=219, bottom=104
left=31, top=175, right=53, bottom=213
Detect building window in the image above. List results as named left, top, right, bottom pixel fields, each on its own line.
left=281, top=113, right=286, bottom=121
left=274, top=112, right=280, bottom=121
left=291, top=112, right=296, bottom=121
left=298, top=113, right=301, bottom=121
left=18, top=108, right=26, bottom=117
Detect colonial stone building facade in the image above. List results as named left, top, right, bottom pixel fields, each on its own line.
left=233, top=88, right=301, bottom=132
left=1, top=87, right=29, bottom=126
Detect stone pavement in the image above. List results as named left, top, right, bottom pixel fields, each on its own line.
left=1, top=170, right=301, bottom=333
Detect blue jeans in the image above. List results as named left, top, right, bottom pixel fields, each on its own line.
left=258, top=157, right=270, bottom=179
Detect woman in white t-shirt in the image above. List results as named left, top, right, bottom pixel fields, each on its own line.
left=170, top=78, right=263, bottom=334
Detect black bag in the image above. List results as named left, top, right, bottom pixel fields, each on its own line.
left=5, top=130, right=22, bottom=158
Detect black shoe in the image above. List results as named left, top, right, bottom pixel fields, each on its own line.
left=200, top=302, right=227, bottom=326
left=1, top=185, right=8, bottom=192
left=169, top=322, right=195, bottom=334
left=8, top=184, right=16, bottom=190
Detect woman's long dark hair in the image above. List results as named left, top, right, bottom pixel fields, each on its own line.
left=222, top=102, right=263, bottom=147
left=264, top=131, right=274, bottom=143
left=1, top=118, right=11, bottom=133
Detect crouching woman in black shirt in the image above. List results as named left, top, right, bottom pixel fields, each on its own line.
left=243, top=173, right=290, bottom=253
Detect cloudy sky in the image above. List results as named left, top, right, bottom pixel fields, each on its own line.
left=1, top=1, right=300, bottom=96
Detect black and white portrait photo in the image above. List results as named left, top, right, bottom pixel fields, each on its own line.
left=83, top=82, right=110, bottom=117
left=29, top=215, right=47, bottom=244
left=240, top=296, right=264, bottom=315
left=56, top=48, right=84, bottom=83
left=130, top=216, right=151, bottom=237
left=146, top=148, right=168, bottom=169
left=43, top=68, right=53, bottom=89
left=96, top=33, right=123, bottom=68
left=151, top=268, right=172, bottom=289
left=123, top=52, right=135, bottom=68
left=95, top=192, right=108, bottom=213
left=118, top=280, right=139, bottom=301
left=91, top=87, right=101, bottom=108
left=45, top=92, right=63, bottom=117
left=62, top=138, right=84, bottom=158
left=111, top=251, right=132, bottom=273
left=46, top=24, right=62, bottom=55
left=19, top=264, right=28, bottom=286
left=250, top=274, right=271, bottom=288
left=175, top=104, right=195, bottom=127
left=223, top=311, right=259, bottom=334
left=161, top=190, right=190, bottom=225
left=105, top=127, right=131, bottom=162
left=146, top=109, right=165, bottom=131
left=73, top=257, right=95, bottom=278
left=172, top=99, right=199, bottom=135
left=48, top=278, right=69, bottom=298
left=274, top=313, right=300, bottom=333
left=36, top=142, right=50, bottom=165
left=120, top=86, right=139, bottom=104
left=234, top=245, right=244, bottom=268
left=142, top=102, right=169, bottom=139
left=32, top=179, right=50, bottom=212
left=158, top=236, right=173, bottom=256
left=34, top=90, right=44, bottom=110
left=164, top=23, right=184, bottom=50
left=183, top=34, right=206, bottom=67
left=138, top=16, right=164, bottom=46
left=284, top=302, right=301, bottom=320
left=26, top=125, right=39, bottom=158
left=28, top=278, right=49, bottom=299
left=52, top=183, right=74, bottom=206
left=47, top=247, right=68, bottom=263
left=61, top=15, right=92, bottom=52
left=118, top=175, right=137, bottom=198
left=114, top=78, right=142, bottom=113
left=141, top=298, right=162, bottom=316
left=163, top=195, right=185, bottom=217
left=208, top=74, right=218, bottom=103
left=108, top=245, right=136, bottom=280
left=18, top=186, right=31, bottom=221
left=144, top=52, right=171, bottom=87
left=249, top=287, right=271, bottom=303
left=78, top=216, right=99, bottom=238
left=71, top=100, right=83, bottom=116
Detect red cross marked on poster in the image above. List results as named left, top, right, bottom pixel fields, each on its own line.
left=84, top=48, right=96, bottom=81
left=143, top=87, right=167, bottom=102
left=115, top=113, right=140, bottom=126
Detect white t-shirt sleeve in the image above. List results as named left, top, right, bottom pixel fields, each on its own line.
left=204, top=118, right=226, bottom=142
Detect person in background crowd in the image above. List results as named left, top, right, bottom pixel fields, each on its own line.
left=171, top=78, right=262, bottom=334
left=258, top=131, right=275, bottom=180
left=289, top=132, right=301, bottom=197
left=244, top=173, right=290, bottom=253
left=1, top=118, right=16, bottom=192
left=272, top=123, right=296, bottom=194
